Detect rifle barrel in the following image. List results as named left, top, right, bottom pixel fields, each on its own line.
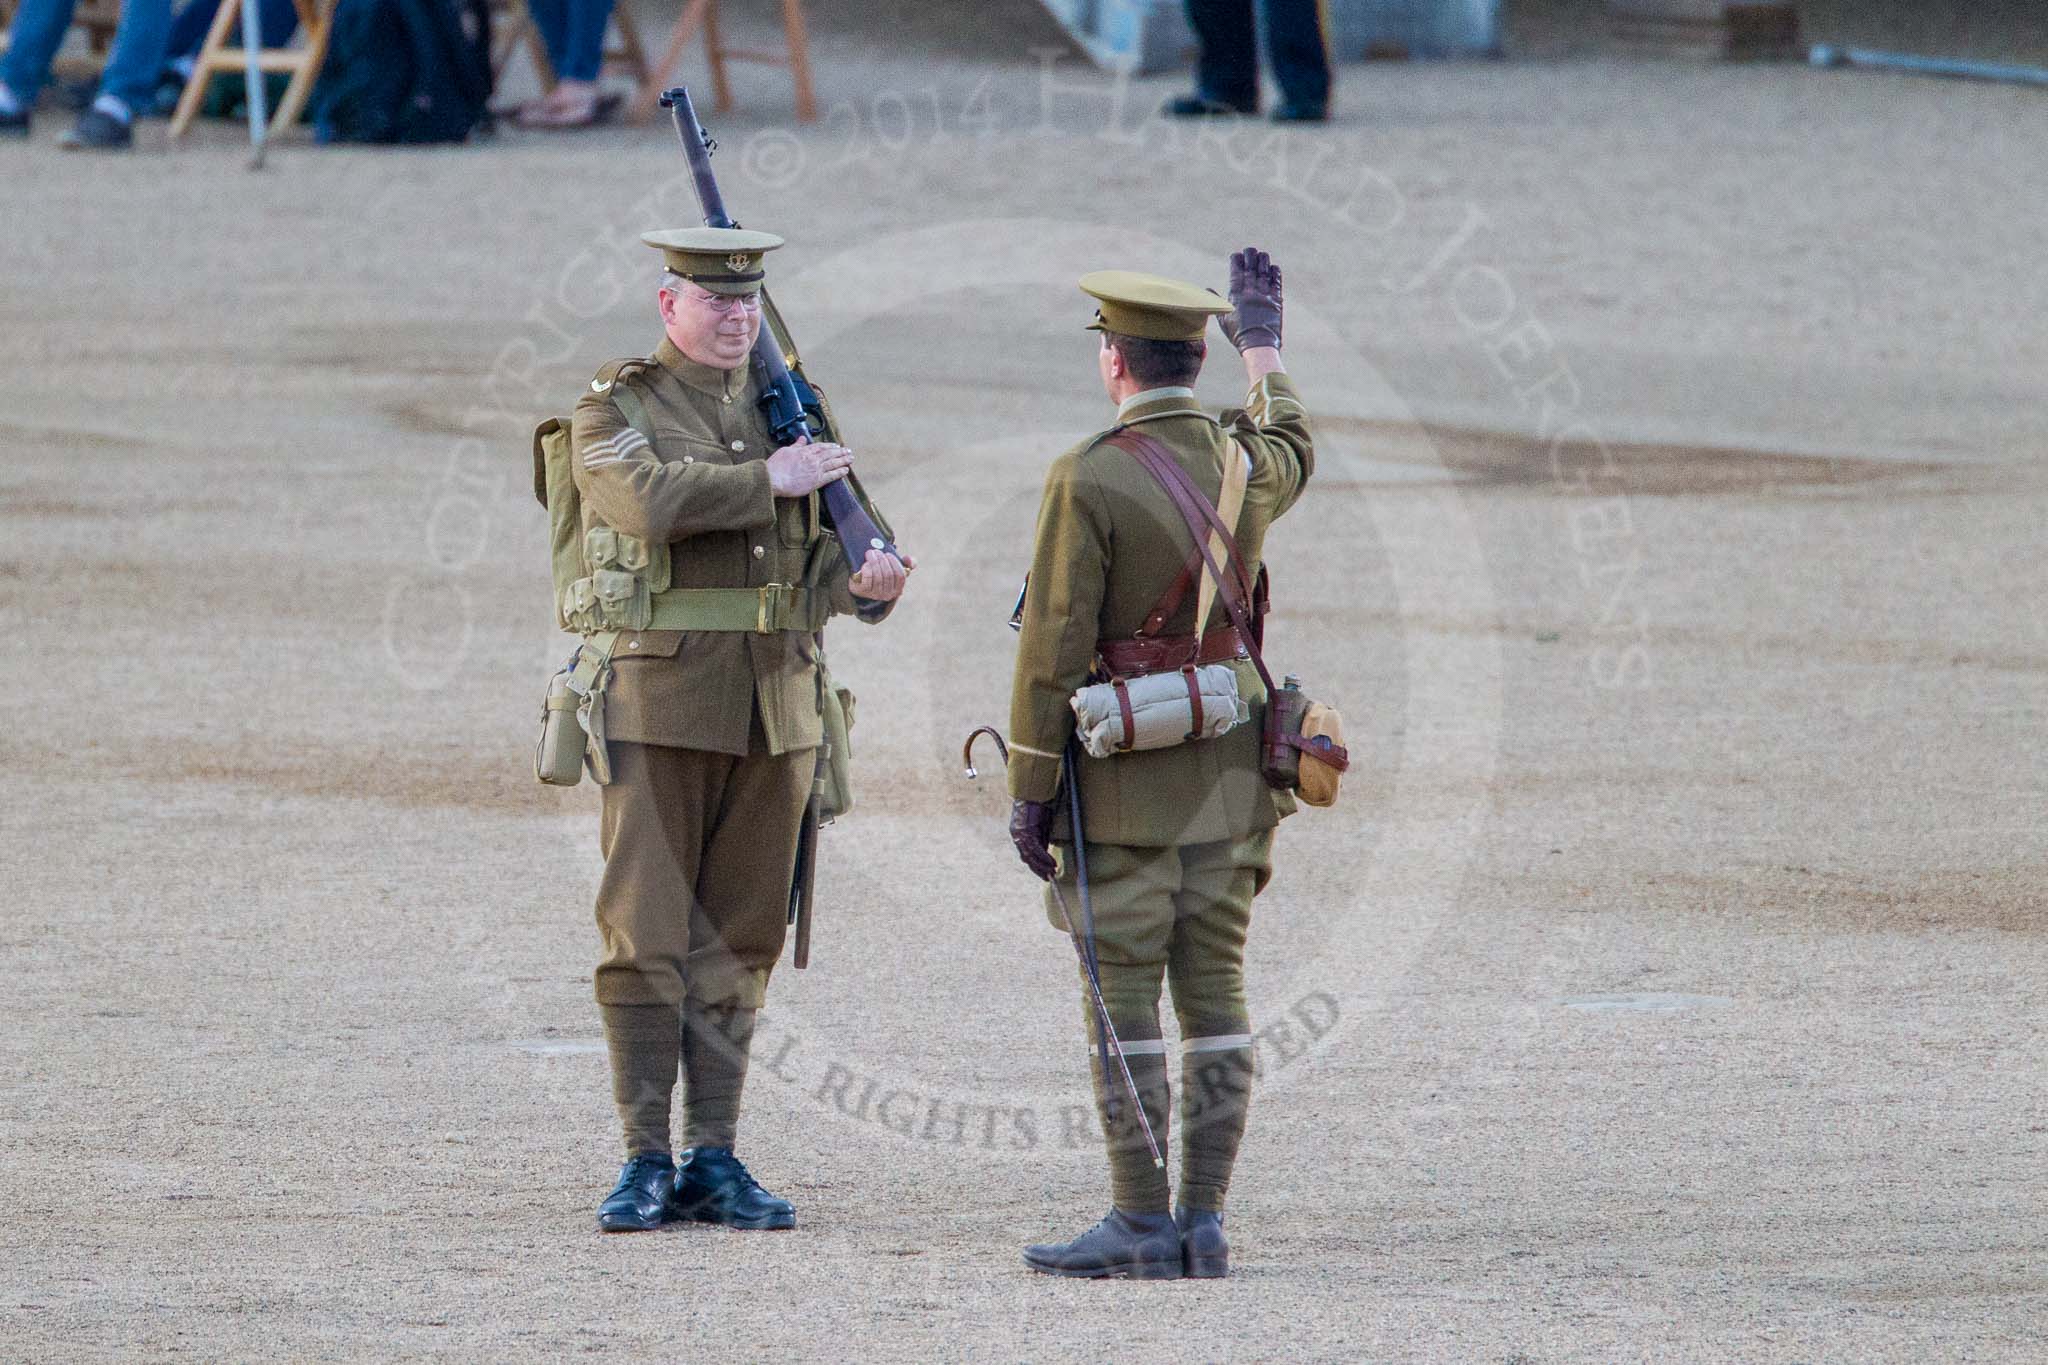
left=661, top=87, right=734, bottom=229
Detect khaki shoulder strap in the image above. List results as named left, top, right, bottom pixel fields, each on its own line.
left=609, top=381, right=652, bottom=440
left=1194, top=439, right=1250, bottom=638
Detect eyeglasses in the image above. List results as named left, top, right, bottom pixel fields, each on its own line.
left=682, top=289, right=762, bottom=316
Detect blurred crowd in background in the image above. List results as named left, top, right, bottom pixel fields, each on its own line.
left=0, top=0, right=1343, bottom=150
left=3, top=1, right=2039, bottom=154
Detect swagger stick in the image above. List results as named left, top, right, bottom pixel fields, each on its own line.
left=961, top=727, right=1165, bottom=1169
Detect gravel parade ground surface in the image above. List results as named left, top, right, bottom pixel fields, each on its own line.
left=2, top=3, right=2044, bottom=1360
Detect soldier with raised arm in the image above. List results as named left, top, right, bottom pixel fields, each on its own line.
left=1006, top=251, right=1312, bottom=1279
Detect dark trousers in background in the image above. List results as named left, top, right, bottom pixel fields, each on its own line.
left=1185, top=0, right=1332, bottom=112
left=525, top=0, right=616, bottom=83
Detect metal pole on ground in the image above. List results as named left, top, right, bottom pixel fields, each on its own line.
left=1810, top=45, right=2048, bottom=88
left=241, top=0, right=268, bottom=169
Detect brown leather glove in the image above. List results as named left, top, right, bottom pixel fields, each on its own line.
left=1220, top=246, right=1283, bottom=352
left=1009, top=799, right=1057, bottom=881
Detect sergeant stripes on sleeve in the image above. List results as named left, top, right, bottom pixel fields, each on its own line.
left=584, top=427, right=652, bottom=469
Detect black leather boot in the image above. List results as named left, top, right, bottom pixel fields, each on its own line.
left=1022, top=1210, right=1183, bottom=1279
left=672, top=1147, right=796, bottom=1230
left=1175, top=1205, right=1229, bottom=1278
left=596, top=1152, right=676, bottom=1232
left=1269, top=101, right=1329, bottom=123
left=1162, top=92, right=1256, bottom=118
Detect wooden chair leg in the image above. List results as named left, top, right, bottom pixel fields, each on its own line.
left=627, top=0, right=710, bottom=124
left=524, top=18, right=556, bottom=90
left=168, top=0, right=245, bottom=140
left=781, top=0, right=815, bottom=123
left=702, top=0, right=732, bottom=111
left=605, top=3, right=650, bottom=85
left=492, top=0, right=539, bottom=84
left=265, top=0, right=332, bottom=135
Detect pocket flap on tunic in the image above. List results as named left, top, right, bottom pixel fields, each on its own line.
left=608, top=630, right=684, bottom=659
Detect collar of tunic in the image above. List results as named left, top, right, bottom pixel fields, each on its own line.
left=655, top=336, right=752, bottom=401
left=1118, top=385, right=1196, bottom=418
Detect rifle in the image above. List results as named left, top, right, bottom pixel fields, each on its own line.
left=659, top=86, right=900, bottom=576
left=662, top=86, right=901, bottom=969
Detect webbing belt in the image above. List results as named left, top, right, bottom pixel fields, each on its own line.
left=643, top=583, right=828, bottom=634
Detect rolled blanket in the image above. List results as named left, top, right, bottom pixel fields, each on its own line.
left=1071, top=664, right=1249, bottom=758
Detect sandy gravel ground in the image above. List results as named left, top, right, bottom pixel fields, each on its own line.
left=2, top=3, right=2044, bottom=1360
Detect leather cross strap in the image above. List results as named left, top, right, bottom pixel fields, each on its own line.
left=1134, top=439, right=1251, bottom=640
left=1104, top=430, right=1351, bottom=774
left=1105, top=432, right=1265, bottom=687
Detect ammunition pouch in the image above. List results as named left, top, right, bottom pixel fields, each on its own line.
left=562, top=525, right=672, bottom=633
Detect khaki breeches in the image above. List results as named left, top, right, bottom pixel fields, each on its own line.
left=1044, top=831, right=1274, bottom=1030
left=594, top=736, right=814, bottom=1009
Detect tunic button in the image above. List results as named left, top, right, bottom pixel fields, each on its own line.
left=730, top=439, right=745, bottom=452
left=722, top=395, right=733, bottom=405
left=682, top=455, right=694, bottom=464
left=628, top=639, right=640, bottom=649
left=753, top=545, right=765, bottom=559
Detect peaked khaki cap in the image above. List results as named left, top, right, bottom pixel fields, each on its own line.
left=1080, top=269, right=1230, bottom=341
left=643, top=227, right=784, bottom=295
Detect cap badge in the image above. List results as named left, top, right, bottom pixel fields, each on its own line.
left=727, top=252, right=752, bottom=272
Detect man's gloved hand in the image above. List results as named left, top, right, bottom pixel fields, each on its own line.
left=1009, top=799, right=1058, bottom=881
left=1220, top=246, right=1283, bottom=353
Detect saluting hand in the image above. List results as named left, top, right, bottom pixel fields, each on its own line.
left=767, top=438, right=854, bottom=497
left=1221, top=246, right=1283, bottom=353
left=849, top=549, right=915, bottom=602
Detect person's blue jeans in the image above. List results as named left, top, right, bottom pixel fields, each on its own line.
left=165, top=0, right=299, bottom=64
left=526, top=0, right=614, bottom=84
left=1, top=0, right=173, bottom=112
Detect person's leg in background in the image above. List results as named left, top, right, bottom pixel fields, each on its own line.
left=1258, top=0, right=1331, bottom=121
left=20, top=0, right=175, bottom=146
left=1165, top=0, right=1260, bottom=117
left=517, top=0, right=617, bottom=128
left=0, top=0, right=85, bottom=132
left=521, top=0, right=568, bottom=71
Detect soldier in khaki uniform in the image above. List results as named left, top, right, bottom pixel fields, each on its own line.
left=574, top=227, right=912, bottom=1232
left=1006, top=252, right=1310, bottom=1278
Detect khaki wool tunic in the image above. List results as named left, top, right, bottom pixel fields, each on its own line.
left=1007, top=374, right=1314, bottom=848
left=570, top=337, right=888, bottom=755
left=570, top=337, right=893, bottom=1009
